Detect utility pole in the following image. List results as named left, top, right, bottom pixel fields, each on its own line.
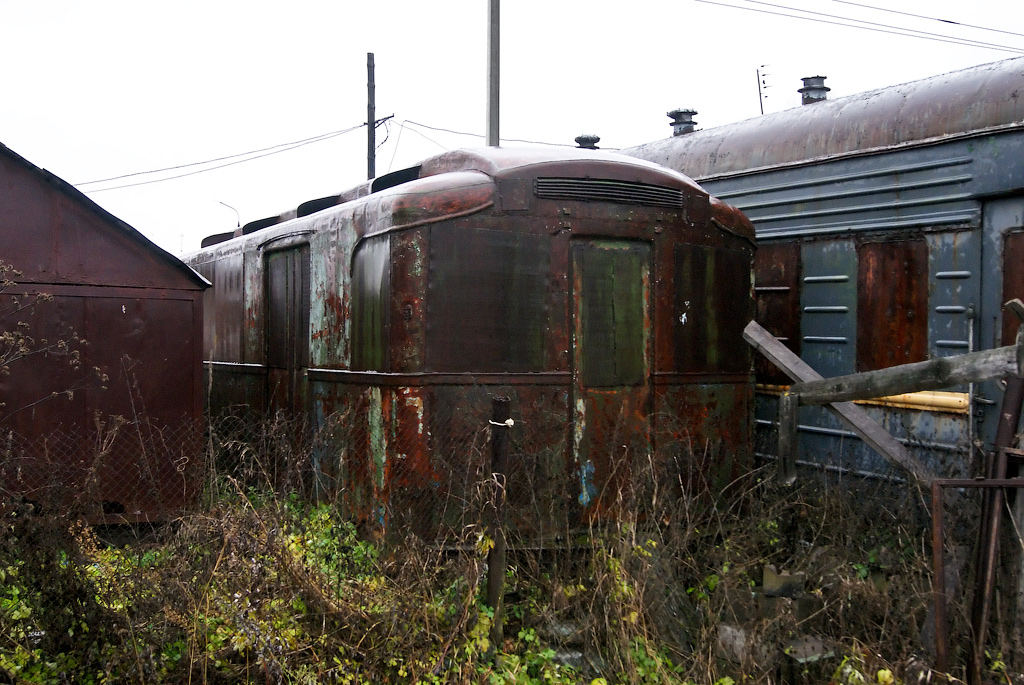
left=486, top=0, right=500, bottom=146
left=367, top=52, right=376, bottom=180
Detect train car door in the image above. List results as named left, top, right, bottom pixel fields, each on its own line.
left=570, top=239, right=652, bottom=517
left=265, top=244, right=310, bottom=416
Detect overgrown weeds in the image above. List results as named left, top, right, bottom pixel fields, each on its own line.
left=0, top=415, right=997, bottom=683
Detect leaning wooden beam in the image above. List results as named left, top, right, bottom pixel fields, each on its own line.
left=790, top=339, right=1024, bottom=406
left=743, top=320, right=939, bottom=488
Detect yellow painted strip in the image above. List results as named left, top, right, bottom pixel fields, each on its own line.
left=755, top=384, right=969, bottom=414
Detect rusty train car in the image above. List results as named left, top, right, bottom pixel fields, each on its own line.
left=625, top=56, right=1024, bottom=482
left=187, top=147, right=755, bottom=539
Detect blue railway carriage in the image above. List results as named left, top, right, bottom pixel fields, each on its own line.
left=626, top=57, right=1024, bottom=481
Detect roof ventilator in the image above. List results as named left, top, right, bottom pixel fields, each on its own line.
left=799, top=76, right=830, bottom=105
left=535, top=178, right=684, bottom=208
left=668, top=109, right=698, bottom=136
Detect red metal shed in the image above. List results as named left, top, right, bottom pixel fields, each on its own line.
left=0, top=142, right=208, bottom=521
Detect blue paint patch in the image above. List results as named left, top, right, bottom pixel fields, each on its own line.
left=578, top=459, right=597, bottom=506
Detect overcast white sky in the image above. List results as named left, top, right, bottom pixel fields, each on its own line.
left=3, top=1, right=1022, bottom=255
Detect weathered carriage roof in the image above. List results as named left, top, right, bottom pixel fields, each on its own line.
left=624, top=56, right=1024, bottom=180
left=0, top=141, right=209, bottom=289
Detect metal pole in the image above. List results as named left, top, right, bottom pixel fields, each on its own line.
left=486, top=0, right=500, bottom=147
left=931, top=481, right=949, bottom=675
left=487, top=396, right=511, bottom=650
left=367, top=52, right=375, bottom=180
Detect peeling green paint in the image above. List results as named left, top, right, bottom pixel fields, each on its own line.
left=368, top=386, right=386, bottom=491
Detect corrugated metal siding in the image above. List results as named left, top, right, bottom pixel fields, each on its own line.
left=703, top=147, right=980, bottom=240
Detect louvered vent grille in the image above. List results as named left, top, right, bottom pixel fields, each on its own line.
left=534, top=177, right=685, bottom=208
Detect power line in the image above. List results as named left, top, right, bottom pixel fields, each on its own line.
left=695, top=0, right=1024, bottom=54
left=740, top=0, right=1024, bottom=52
left=404, top=120, right=578, bottom=148
left=78, top=121, right=375, bottom=193
left=77, top=125, right=363, bottom=186
left=831, top=0, right=1024, bottom=40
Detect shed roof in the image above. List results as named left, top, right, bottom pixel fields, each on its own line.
left=0, top=141, right=209, bottom=290
left=624, top=56, right=1024, bottom=180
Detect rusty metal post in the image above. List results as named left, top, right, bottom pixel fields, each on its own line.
left=487, top=396, right=511, bottom=650
left=931, top=479, right=1024, bottom=682
left=970, top=376, right=1024, bottom=683
left=932, top=481, right=949, bottom=675
left=777, top=391, right=798, bottom=485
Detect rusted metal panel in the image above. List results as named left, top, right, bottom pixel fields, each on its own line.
left=654, top=382, right=753, bottom=492
left=266, top=245, right=310, bottom=416
left=190, top=147, right=756, bottom=539
left=1003, top=231, right=1024, bottom=347
left=0, top=286, right=204, bottom=518
left=675, top=244, right=752, bottom=373
left=389, top=229, right=427, bottom=372
left=426, top=225, right=550, bottom=372
left=571, top=240, right=651, bottom=520
left=856, top=239, right=929, bottom=371
left=0, top=143, right=207, bottom=521
left=754, top=241, right=801, bottom=384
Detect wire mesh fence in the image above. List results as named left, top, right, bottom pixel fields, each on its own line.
left=0, top=415, right=202, bottom=521
left=1, top=378, right=746, bottom=540
left=200, top=384, right=746, bottom=546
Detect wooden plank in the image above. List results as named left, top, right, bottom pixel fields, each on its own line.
left=744, top=320, right=938, bottom=488
left=791, top=344, right=1022, bottom=406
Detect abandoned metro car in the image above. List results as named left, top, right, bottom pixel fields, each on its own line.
left=625, top=56, right=1024, bottom=481
left=187, top=147, right=756, bottom=539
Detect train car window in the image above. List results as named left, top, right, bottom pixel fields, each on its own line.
left=426, top=226, right=549, bottom=372
left=574, top=241, right=649, bottom=387
left=856, top=239, right=928, bottom=372
left=675, top=244, right=752, bottom=373
left=352, top=235, right=392, bottom=372
left=753, top=242, right=801, bottom=384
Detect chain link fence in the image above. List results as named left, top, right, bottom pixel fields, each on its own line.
left=203, top=384, right=734, bottom=545
left=0, top=415, right=202, bottom=521
left=1, top=380, right=736, bottom=541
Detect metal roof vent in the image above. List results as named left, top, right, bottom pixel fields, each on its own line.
left=798, top=76, right=830, bottom=105
left=575, top=134, right=600, bottom=149
left=667, top=109, right=698, bottom=136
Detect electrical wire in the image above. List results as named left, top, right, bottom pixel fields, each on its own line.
left=695, top=0, right=1024, bottom=53
left=76, top=125, right=364, bottom=187
left=831, top=0, right=1024, bottom=40
left=404, top=120, right=578, bottom=147
left=80, top=123, right=366, bottom=193
left=740, top=0, right=1024, bottom=52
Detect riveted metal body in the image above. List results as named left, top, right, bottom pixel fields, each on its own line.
left=187, top=147, right=756, bottom=540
